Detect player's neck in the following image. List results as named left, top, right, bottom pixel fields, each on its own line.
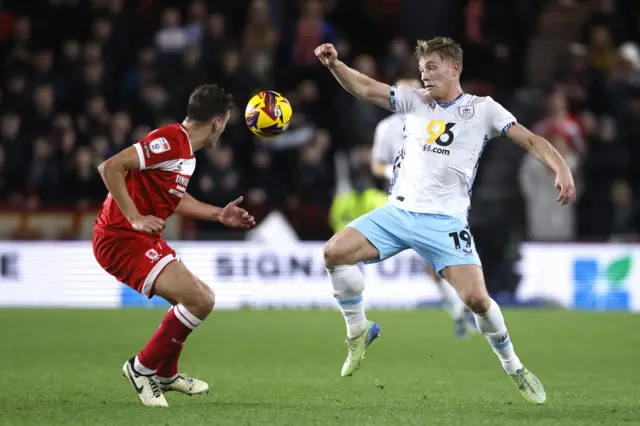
left=436, top=85, right=464, bottom=105
left=181, top=120, right=213, bottom=151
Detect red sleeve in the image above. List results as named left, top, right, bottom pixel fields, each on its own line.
left=133, top=128, right=190, bottom=170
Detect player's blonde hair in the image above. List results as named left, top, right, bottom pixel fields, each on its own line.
left=415, top=37, right=463, bottom=68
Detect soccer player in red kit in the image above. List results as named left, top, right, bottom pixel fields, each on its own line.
left=93, top=85, right=255, bottom=407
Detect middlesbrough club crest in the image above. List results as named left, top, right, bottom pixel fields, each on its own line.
left=458, top=105, right=474, bottom=120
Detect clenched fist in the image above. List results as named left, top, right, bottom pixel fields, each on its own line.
left=314, top=43, right=338, bottom=67
left=130, top=215, right=165, bottom=234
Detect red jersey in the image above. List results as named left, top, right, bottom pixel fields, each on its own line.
left=95, top=123, right=196, bottom=237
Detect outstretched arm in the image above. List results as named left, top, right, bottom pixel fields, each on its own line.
left=505, top=124, right=577, bottom=205
left=176, top=193, right=222, bottom=221
left=176, top=194, right=256, bottom=229
left=315, top=43, right=392, bottom=110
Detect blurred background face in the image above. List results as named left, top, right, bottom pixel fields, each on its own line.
left=396, top=78, right=422, bottom=89
left=549, top=90, right=568, bottom=116
left=34, top=86, right=54, bottom=111
left=75, top=147, right=94, bottom=169
left=162, top=8, right=181, bottom=28
left=1, top=114, right=20, bottom=138
left=353, top=55, right=376, bottom=78
left=212, top=146, right=233, bottom=169
left=34, top=50, right=54, bottom=74
left=419, top=53, right=458, bottom=100
left=207, top=14, right=225, bottom=37
left=188, top=0, right=206, bottom=22
left=590, top=25, right=612, bottom=47
left=249, top=0, right=270, bottom=25
left=302, top=0, right=323, bottom=19
left=33, top=138, right=51, bottom=159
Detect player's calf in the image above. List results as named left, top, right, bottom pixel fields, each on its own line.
left=444, top=265, right=546, bottom=403
left=442, top=265, right=524, bottom=373
left=324, top=227, right=383, bottom=376
left=129, top=262, right=213, bottom=393
left=324, top=227, right=379, bottom=338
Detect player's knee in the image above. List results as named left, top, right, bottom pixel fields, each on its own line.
left=199, top=283, right=215, bottom=313
left=323, top=239, right=350, bottom=268
left=180, top=280, right=214, bottom=319
left=460, top=289, right=490, bottom=314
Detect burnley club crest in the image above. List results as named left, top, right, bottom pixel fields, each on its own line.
left=458, top=105, right=474, bottom=120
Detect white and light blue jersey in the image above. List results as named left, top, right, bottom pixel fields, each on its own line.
left=372, top=112, right=405, bottom=165
left=387, top=86, right=517, bottom=219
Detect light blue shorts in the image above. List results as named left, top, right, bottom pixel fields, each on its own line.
left=347, top=204, right=482, bottom=275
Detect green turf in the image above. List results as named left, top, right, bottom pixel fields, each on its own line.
left=1, top=308, right=639, bottom=425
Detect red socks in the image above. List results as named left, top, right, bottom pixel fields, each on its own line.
left=136, top=304, right=202, bottom=377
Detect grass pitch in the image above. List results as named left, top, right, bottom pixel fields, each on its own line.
left=1, top=308, right=639, bottom=425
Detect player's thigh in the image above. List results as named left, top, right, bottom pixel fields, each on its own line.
left=411, top=214, right=488, bottom=309
left=324, top=226, right=379, bottom=267
left=153, top=260, right=214, bottom=312
left=324, top=205, right=409, bottom=267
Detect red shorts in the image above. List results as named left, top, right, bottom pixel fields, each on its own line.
left=92, top=227, right=178, bottom=298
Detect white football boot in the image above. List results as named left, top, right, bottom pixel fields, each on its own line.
left=122, top=358, right=168, bottom=407
left=159, top=375, right=209, bottom=395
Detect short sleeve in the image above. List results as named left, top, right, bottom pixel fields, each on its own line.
left=372, top=119, right=395, bottom=163
left=485, top=97, right=517, bottom=139
left=390, top=86, right=418, bottom=114
left=134, top=136, right=184, bottom=170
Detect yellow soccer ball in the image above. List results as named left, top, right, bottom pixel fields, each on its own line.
left=244, top=91, right=292, bottom=137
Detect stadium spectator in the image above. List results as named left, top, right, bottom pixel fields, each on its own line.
left=533, top=88, right=586, bottom=155
left=519, top=132, right=580, bottom=241
left=586, top=24, right=617, bottom=78
left=553, top=43, right=607, bottom=115
left=580, top=0, right=625, bottom=45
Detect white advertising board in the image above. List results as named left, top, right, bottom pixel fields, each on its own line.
left=0, top=242, right=638, bottom=311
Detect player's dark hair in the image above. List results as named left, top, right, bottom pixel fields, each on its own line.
left=186, top=84, right=234, bottom=122
left=415, top=37, right=464, bottom=69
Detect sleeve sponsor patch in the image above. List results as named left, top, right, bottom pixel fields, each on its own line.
left=149, top=138, right=171, bottom=154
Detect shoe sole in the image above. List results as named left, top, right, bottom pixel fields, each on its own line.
left=162, top=387, right=210, bottom=396
left=126, top=374, right=211, bottom=397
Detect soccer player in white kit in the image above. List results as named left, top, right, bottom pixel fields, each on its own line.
left=315, top=37, right=576, bottom=404
left=371, top=76, right=478, bottom=340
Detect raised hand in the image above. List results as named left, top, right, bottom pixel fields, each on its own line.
left=220, top=196, right=256, bottom=229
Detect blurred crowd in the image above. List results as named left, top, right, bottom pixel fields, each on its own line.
left=0, top=0, right=639, bottom=242
left=519, top=0, right=640, bottom=242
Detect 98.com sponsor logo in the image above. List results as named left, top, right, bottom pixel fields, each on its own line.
left=422, top=120, right=455, bottom=156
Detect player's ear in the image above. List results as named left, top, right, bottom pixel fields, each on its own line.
left=452, top=61, right=461, bottom=77
left=211, top=116, right=222, bottom=131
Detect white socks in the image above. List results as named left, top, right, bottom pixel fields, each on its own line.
left=134, top=356, right=156, bottom=375
left=327, top=265, right=367, bottom=338
left=474, top=299, right=523, bottom=374
left=434, top=278, right=467, bottom=320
